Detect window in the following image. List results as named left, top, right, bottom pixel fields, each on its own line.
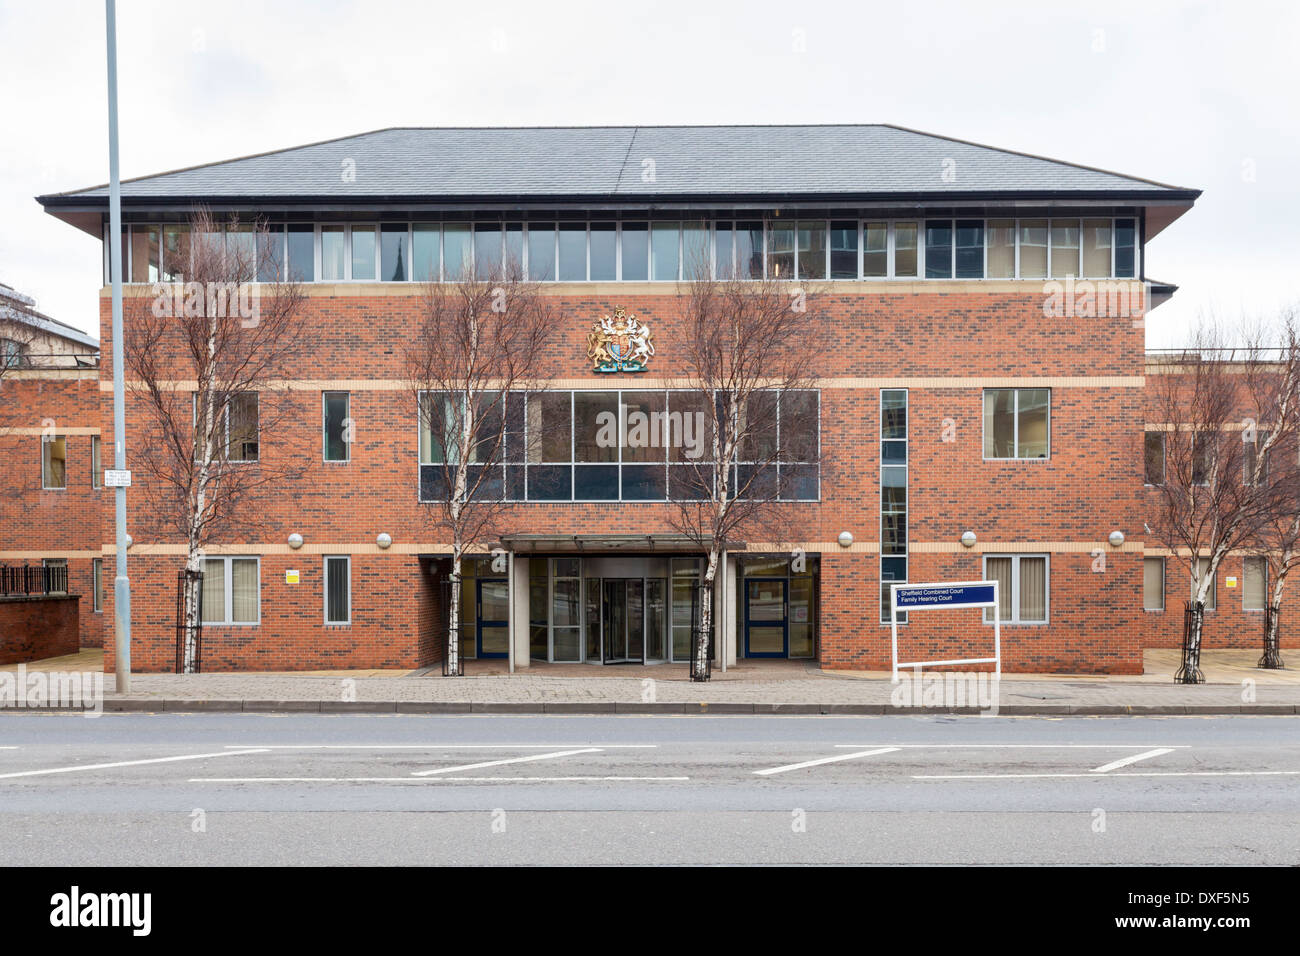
left=986, top=219, right=1015, bottom=278
left=880, top=389, right=908, bottom=624
left=830, top=221, right=858, bottom=278
left=1244, top=432, right=1269, bottom=486
left=474, top=222, right=502, bottom=279
left=1243, top=557, right=1267, bottom=612
left=558, top=223, right=586, bottom=281
left=983, top=554, right=1048, bottom=624
left=162, top=225, right=190, bottom=281
left=620, top=223, right=648, bottom=280
left=130, top=225, right=160, bottom=282
left=892, top=222, right=919, bottom=277
left=1018, top=220, right=1048, bottom=278
left=504, top=223, right=524, bottom=273
left=42, top=435, right=67, bottom=489
left=1, top=338, right=27, bottom=369
left=443, top=224, right=471, bottom=280
left=1082, top=219, right=1112, bottom=277
left=320, top=225, right=346, bottom=281
left=1144, top=431, right=1165, bottom=485
left=381, top=224, right=409, bottom=281
left=323, top=392, right=350, bottom=462
left=351, top=226, right=377, bottom=280
left=92, top=435, right=102, bottom=488
left=651, top=223, right=680, bottom=281
left=1049, top=219, right=1080, bottom=278
left=325, top=556, right=351, bottom=624
left=682, top=221, right=709, bottom=280
left=412, top=223, right=440, bottom=281
left=1143, top=557, right=1165, bottom=611
left=797, top=221, right=827, bottom=280
left=983, top=389, right=1050, bottom=459
left=1192, top=557, right=1217, bottom=610
left=93, top=558, right=103, bottom=612
left=286, top=224, right=315, bottom=282
left=954, top=220, right=984, bottom=278
left=590, top=223, right=616, bottom=281
left=42, top=558, right=68, bottom=594
left=526, top=223, right=556, bottom=281
left=862, top=222, right=887, bottom=278
left=201, top=556, right=260, bottom=625
left=1114, top=219, right=1137, bottom=278
left=768, top=222, right=794, bottom=279
left=228, top=393, right=259, bottom=462
left=924, top=220, right=952, bottom=278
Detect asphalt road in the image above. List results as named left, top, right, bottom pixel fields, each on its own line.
left=1, top=713, right=1298, bottom=865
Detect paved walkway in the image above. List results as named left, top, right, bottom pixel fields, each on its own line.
left=8, top=647, right=1297, bottom=714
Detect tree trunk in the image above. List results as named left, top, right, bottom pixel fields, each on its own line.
left=1261, top=567, right=1288, bottom=669
left=447, top=551, right=463, bottom=677
left=693, top=550, right=718, bottom=681
left=180, top=547, right=202, bottom=674
left=1176, top=600, right=1206, bottom=683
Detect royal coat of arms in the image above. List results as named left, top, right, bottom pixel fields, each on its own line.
left=587, top=308, right=654, bottom=373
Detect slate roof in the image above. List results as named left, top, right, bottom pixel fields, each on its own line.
left=37, top=125, right=1199, bottom=206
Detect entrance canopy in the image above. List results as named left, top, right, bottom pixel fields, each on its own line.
left=499, top=534, right=740, bottom=553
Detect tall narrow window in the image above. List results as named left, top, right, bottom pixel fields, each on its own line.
left=92, top=435, right=102, bottom=488
left=557, top=223, right=587, bottom=281
left=954, top=220, right=984, bottom=278
left=228, top=393, right=259, bottom=462
left=862, top=222, right=887, bottom=277
left=1082, top=219, right=1112, bottom=277
left=830, top=221, right=858, bottom=278
left=325, top=556, right=351, bottom=624
left=42, top=435, right=67, bottom=489
left=129, top=225, right=160, bottom=282
left=924, top=220, right=952, bottom=278
left=797, top=221, right=827, bottom=280
left=1018, top=220, right=1048, bottom=278
left=651, top=223, right=680, bottom=281
left=590, top=222, right=616, bottom=281
left=1144, top=431, right=1166, bottom=485
left=93, top=558, right=103, bottom=612
left=1050, top=219, right=1080, bottom=278
left=1243, top=557, right=1267, bottom=612
left=1114, top=219, right=1137, bottom=277
left=682, top=221, right=709, bottom=280
left=351, top=226, right=377, bottom=280
left=443, top=224, right=472, bottom=281
left=257, top=224, right=285, bottom=282
left=880, top=389, right=908, bottom=623
left=621, top=223, right=648, bottom=280
left=893, top=222, right=919, bottom=277
left=526, top=223, right=555, bottom=281
left=323, top=391, right=350, bottom=462
left=381, top=224, right=409, bottom=281
left=504, top=223, right=524, bottom=273
left=737, top=221, right=764, bottom=279
left=768, top=222, right=794, bottom=279
left=474, top=222, right=502, bottom=279
left=986, top=219, right=1015, bottom=278
left=286, top=224, right=315, bottom=282
left=412, top=223, right=440, bottom=281
left=1143, top=557, right=1165, bottom=611
left=714, top=222, right=736, bottom=279
left=321, top=226, right=346, bottom=281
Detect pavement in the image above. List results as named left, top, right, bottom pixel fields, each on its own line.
left=5, top=647, right=1298, bottom=715
left=1, top=713, right=1298, bottom=865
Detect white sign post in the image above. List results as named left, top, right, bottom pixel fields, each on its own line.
left=891, top=580, right=1000, bottom=683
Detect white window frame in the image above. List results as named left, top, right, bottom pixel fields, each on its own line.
left=982, top=388, right=1052, bottom=461
left=93, top=557, right=103, bottom=612
left=324, top=555, right=351, bottom=625
left=202, top=555, right=261, bottom=626
left=41, top=434, right=67, bottom=490
left=1243, top=556, right=1267, bottom=613
left=347, top=223, right=380, bottom=282
left=1143, top=556, right=1165, bottom=612
left=983, top=553, right=1050, bottom=625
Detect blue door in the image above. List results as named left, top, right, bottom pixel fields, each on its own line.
left=476, top=578, right=509, bottom=659
left=744, top=578, right=788, bottom=658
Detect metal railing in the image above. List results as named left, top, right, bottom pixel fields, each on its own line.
left=0, top=564, right=69, bottom=596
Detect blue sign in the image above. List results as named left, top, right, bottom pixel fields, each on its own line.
left=893, top=583, right=996, bottom=610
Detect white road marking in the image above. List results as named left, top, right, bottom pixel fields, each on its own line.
left=412, top=748, right=602, bottom=776
left=0, top=748, right=271, bottom=780
left=915, top=770, right=1300, bottom=780
left=834, top=744, right=1188, bottom=749
left=190, top=776, right=689, bottom=783
left=223, top=744, right=656, bottom=750
left=1091, top=747, right=1174, bottom=773
left=754, top=747, right=900, bottom=776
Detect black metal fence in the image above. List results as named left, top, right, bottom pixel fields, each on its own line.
left=1175, top=601, right=1206, bottom=684
left=1260, top=606, right=1285, bottom=670
left=0, top=563, right=68, bottom=596
left=175, top=569, right=204, bottom=674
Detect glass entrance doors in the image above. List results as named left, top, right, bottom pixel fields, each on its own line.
left=601, top=579, right=644, bottom=663
left=476, top=578, right=509, bottom=658
left=744, top=578, right=788, bottom=657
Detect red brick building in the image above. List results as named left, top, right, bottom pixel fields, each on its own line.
left=0, top=282, right=104, bottom=649
left=28, top=123, right=1287, bottom=675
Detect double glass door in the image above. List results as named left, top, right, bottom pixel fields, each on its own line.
left=476, top=578, right=509, bottom=658
left=744, top=578, right=788, bottom=657
left=597, top=578, right=667, bottom=663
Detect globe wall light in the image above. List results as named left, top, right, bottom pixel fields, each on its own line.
left=837, top=531, right=854, bottom=548
left=1108, top=530, right=1125, bottom=548
left=287, top=533, right=304, bottom=550
left=377, top=533, right=393, bottom=549
left=960, top=531, right=977, bottom=549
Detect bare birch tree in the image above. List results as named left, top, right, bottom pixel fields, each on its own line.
left=123, top=208, right=308, bottom=672
left=403, top=260, right=554, bottom=676
left=670, top=260, right=826, bottom=681
left=1146, top=321, right=1293, bottom=681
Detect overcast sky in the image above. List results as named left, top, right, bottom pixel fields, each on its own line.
left=0, top=0, right=1295, bottom=346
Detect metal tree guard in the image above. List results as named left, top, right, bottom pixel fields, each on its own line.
left=1259, top=606, right=1285, bottom=669
left=1175, top=601, right=1205, bottom=684
left=174, top=569, right=203, bottom=674
left=690, top=581, right=712, bottom=682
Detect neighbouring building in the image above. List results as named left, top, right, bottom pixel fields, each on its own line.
left=0, top=281, right=103, bottom=653
left=26, top=123, right=1292, bottom=674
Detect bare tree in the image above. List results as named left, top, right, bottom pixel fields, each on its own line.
left=0, top=288, right=41, bottom=386
left=123, top=208, right=308, bottom=672
left=403, top=260, right=554, bottom=676
left=669, top=260, right=826, bottom=681
left=1241, top=312, right=1300, bottom=667
left=1146, top=321, right=1294, bottom=681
